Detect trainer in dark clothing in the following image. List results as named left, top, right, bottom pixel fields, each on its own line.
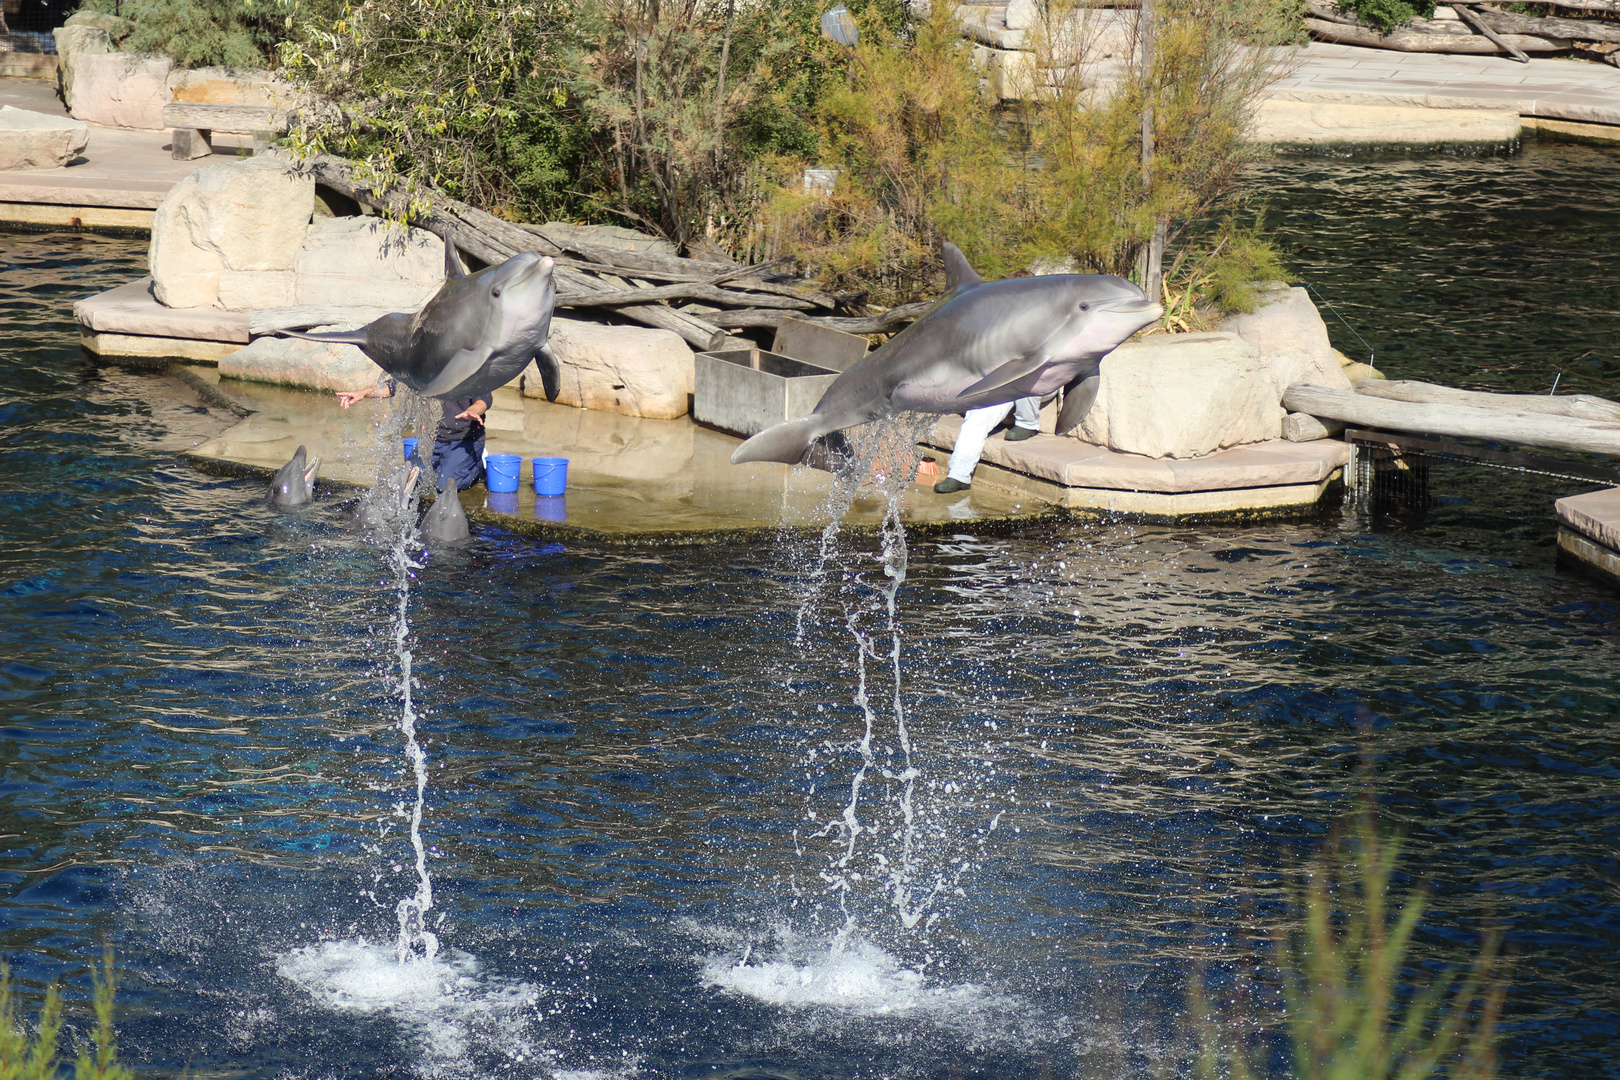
left=334, top=380, right=493, bottom=491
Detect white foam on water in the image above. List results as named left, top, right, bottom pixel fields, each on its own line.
left=277, top=938, right=543, bottom=1078
left=699, top=929, right=1004, bottom=1018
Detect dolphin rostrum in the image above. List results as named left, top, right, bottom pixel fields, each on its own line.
left=268, top=444, right=319, bottom=509
left=355, top=463, right=420, bottom=532
left=419, top=484, right=470, bottom=544
left=730, top=242, right=1162, bottom=465
left=278, top=236, right=561, bottom=402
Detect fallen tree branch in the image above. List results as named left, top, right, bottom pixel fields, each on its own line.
left=1454, top=2, right=1530, bottom=61
left=1460, top=2, right=1620, bottom=46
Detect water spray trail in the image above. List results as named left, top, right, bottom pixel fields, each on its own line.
left=389, top=526, right=438, bottom=964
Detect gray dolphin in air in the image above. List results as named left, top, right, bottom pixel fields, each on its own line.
left=278, top=237, right=561, bottom=402
left=730, top=242, right=1161, bottom=465
left=419, top=485, right=470, bottom=545
left=268, top=444, right=319, bottom=509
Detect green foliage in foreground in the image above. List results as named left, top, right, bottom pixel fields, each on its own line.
left=1335, top=0, right=1438, bottom=33
left=0, top=950, right=133, bottom=1080
left=74, top=0, right=280, bottom=68
left=1195, top=819, right=1507, bottom=1080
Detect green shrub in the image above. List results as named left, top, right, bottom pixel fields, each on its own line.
left=1335, top=0, right=1438, bottom=32
left=0, top=950, right=133, bottom=1080
left=74, top=0, right=280, bottom=68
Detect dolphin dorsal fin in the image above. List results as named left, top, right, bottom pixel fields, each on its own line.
left=445, top=233, right=467, bottom=279
left=942, top=242, right=983, bottom=293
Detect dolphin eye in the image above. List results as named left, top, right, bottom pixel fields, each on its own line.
left=492, top=287, right=502, bottom=297
left=1079, top=302, right=1090, bottom=311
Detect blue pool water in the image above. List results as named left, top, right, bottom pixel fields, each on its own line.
left=0, top=138, right=1617, bottom=1079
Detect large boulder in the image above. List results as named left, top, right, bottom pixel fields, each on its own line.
left=1221, top=284, right=1352, bottom=394
left=1075, top=331, right=1283, bottom=458
left=293, top=217, right=444, bottom=310
left=518, top=318, right=694, bottom=419
left=149, top=157, right=315, bottom=309
left=0, top=107, right=90, bottom=170
left=69, top=53, right=174, bottom=130
left=218, top=331, right=382, bottom=393
left=51, top=23, right=114, bottom=110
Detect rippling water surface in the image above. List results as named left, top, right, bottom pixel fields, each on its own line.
left=0, top=140, right=1617, bottom=1080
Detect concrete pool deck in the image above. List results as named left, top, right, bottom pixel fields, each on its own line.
left=174, top=366, right=1354, bottom=540
left=178, top=369, right=1055, bottom=542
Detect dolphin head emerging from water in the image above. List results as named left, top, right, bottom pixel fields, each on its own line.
left=278, top=237, right=561, bottom=403
left=730, top=242, right=1162, bottom=466
left=419, top=484, right=470, bottom=545
left=268, top=444, right=319, bottom=509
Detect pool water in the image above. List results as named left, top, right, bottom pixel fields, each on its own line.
left=0, top=137, right=1616, bottom=1080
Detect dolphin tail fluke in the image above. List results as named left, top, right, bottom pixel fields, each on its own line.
left=1055, top=374, right=1101, bottom=435
left=730, top=417, right=824, bottom=465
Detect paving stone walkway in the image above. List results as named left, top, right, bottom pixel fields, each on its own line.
left=1268, top=42, right=1620, bottom=126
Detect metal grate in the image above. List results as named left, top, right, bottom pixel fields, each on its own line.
left=1346, top=428, right=1620, bottom=513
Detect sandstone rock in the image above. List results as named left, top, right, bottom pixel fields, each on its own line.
left=1076, top=331, right=1283, bottom=458
left=64, top=10, right=133, bottom=37
left=218, top=270, right=296, bottom=310
left=293, top=216, right=444, bottom=310
left=0, top=107, right=90, bottom=170
left=1221, top=284, right=1352, bottom=395
left=537, top=221, right=677, bottom=258
left=1004, top=0, right=1040, bottom=31
left=69, top=53, right=174, bottom=130
left=1342, top=361, right=1384, bottom=383
left=52, top=24, right=112, bottom=109
left=149, top=157, right=315, bottom=309
left=1252, top=100, right=1521, bottom=148
left=518, top=318, right=694, bottom=419
left=219, top=331, right=383, bottom=393
left=168, top=67, right=301, bottom=108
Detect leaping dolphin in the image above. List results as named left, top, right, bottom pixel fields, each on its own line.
left=278, top=237, right=561, bottom=402
left=268, top=444, right=319, bottom=509
left=730, top=242, right=1162, bottom=466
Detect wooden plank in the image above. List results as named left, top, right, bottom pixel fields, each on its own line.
left=1345, top=428, right=1620, bottom=483
left=1356, top=379, right=1620, bottom=421
left=162, top=103, right=289, bottom=133
left=1286, top=382, right=1620, bottom=456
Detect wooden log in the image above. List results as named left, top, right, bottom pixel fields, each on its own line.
left=1530, top=0, right=1620, bottom=14
left=1355, top=378, right=1620, bottom=421
left=1457, top=2, right=1620, bottom=46
left=1304, top=17, right=1571, bottom=52
left=250, top=306, right=404, bottom=335
left=707, top=300, right=936, bottom=335
left=1453, top=2, right=1530, bottom=61
left=1283, top=382, right=1620, bottom=456
left=163, top=102, right=290, bottom=133
left=556, top=281, right=816, bottom=311
left=1283, top=412, right=1346, bottom=442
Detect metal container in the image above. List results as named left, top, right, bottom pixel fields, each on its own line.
left=693, top=349, right=840, bottom=440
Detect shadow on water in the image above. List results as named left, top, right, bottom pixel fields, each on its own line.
left=0, top=144, right=1617, bottom=1078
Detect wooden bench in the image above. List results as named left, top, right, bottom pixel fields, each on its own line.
left=163, top=103, right=291, bottom=161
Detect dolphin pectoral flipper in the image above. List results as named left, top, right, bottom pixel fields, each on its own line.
left=415, top=346, right=494, bottom=398
left=534, top=342, right=560, bottom=403
left=1055, top=374, right=1101, bottom=435
left=955, top=351, right=1049, bottom=403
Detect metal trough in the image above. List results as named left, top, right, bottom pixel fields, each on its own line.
left=693, top=349, right=840, bottom=440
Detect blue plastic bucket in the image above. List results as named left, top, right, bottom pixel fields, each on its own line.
left=486, top=490, right=519, bottom=515
left=534, top=495, right=566, bottom=523
left=532, top=457, right=569, bottom=497
left=402, top=437, right=418, bottom=461
left=486, top=453, right=522, bottom=493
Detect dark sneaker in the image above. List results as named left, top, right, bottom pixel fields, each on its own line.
left=933, top=477, right=970, bottom=494
left=1003, top=426, right=1038, bottom=442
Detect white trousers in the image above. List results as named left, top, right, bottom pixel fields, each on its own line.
left=946, top=396, right=1041, bottom=484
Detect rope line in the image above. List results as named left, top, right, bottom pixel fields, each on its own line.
left=1299, top=278, right=1376, bottom=367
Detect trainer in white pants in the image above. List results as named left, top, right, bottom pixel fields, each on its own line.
left=944, top=396, right=1042, bottom=486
